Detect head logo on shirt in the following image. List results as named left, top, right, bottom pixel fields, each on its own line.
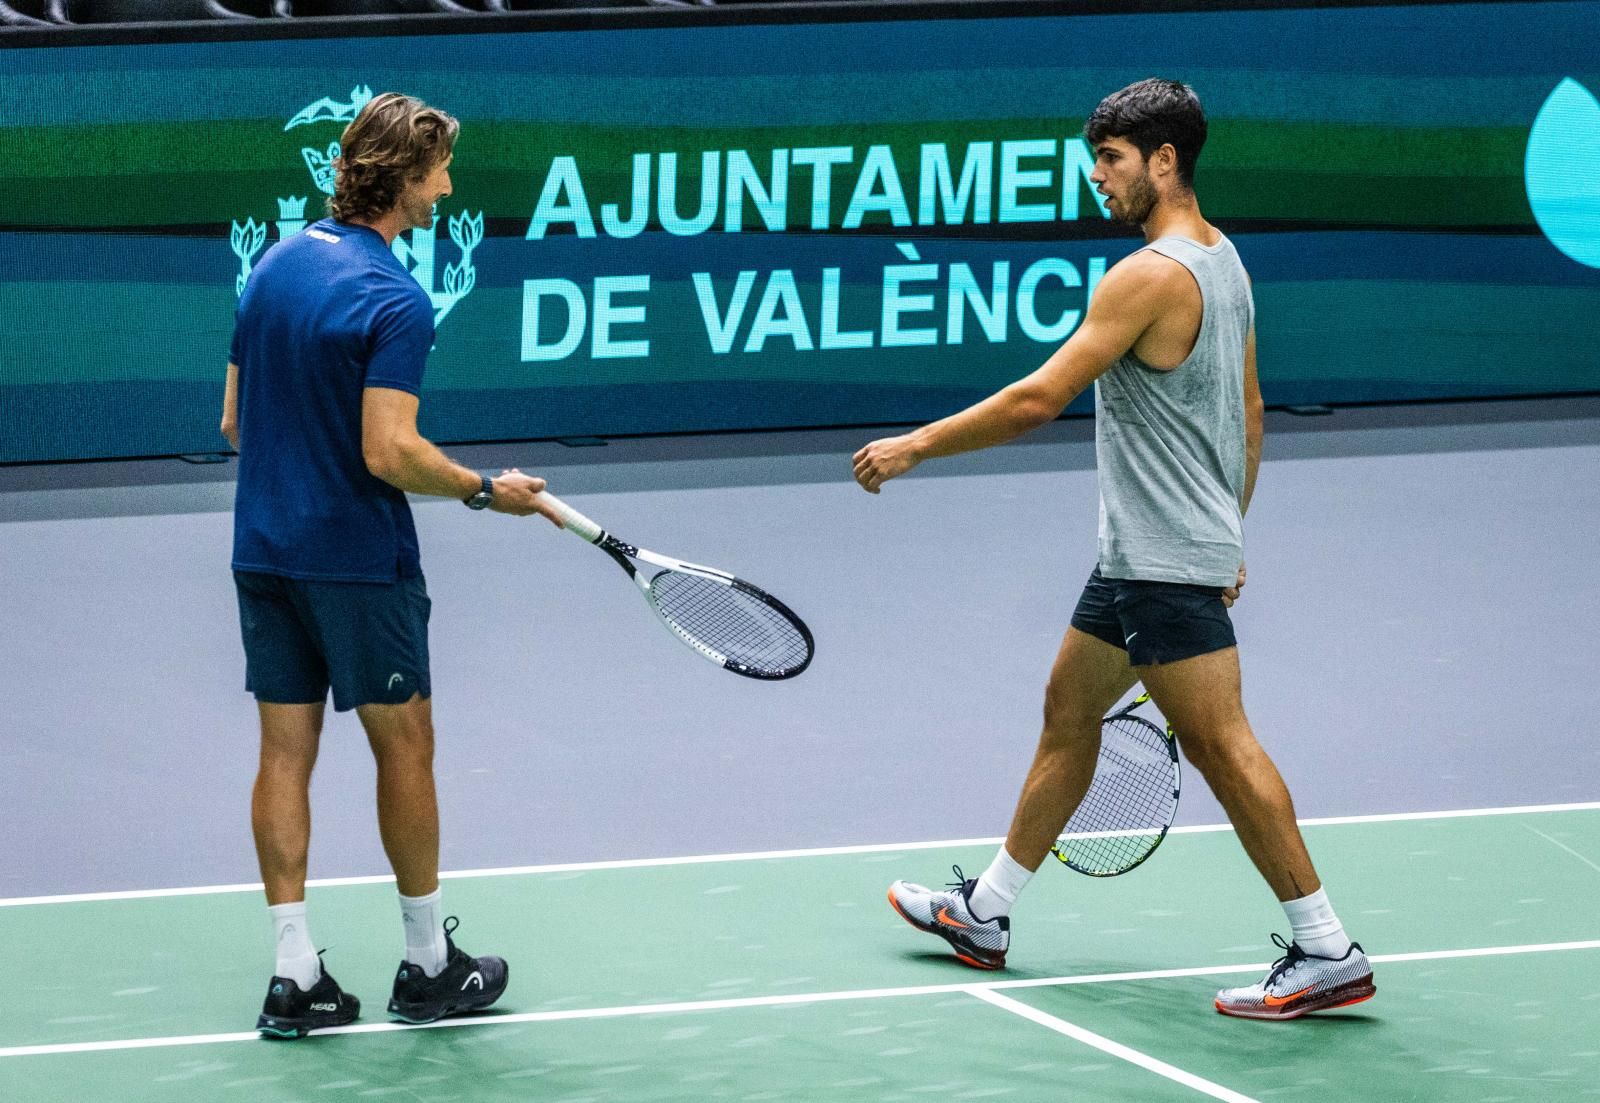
left=228, top=85, right=482, bottom=328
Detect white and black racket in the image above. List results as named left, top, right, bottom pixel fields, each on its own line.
left=537, top=492, right=814, bottom=680
left=1051, top=691, right=1180, bottom=876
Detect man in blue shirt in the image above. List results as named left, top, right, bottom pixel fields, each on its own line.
left=222, top=92, right=561, bottom=1038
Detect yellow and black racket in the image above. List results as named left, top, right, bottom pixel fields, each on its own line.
left=1051, top=691, right=1180, bottom=876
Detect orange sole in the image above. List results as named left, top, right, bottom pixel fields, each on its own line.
left=1215, top=979, right=1376, bottom=1020
left=886, top=888, right=1005, bottom=971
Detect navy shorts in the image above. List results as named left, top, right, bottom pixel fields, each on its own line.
left=1069, top=566, right=1236, bottom=667
left=235, top=571, right=432, bottom=712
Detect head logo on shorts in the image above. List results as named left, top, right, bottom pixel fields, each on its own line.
left=1526, top=78, right=1600, bottom=269
left=229, top=85, right=483, bottom=328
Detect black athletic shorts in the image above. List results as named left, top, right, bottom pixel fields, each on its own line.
left=1069, top=566, right=1236, bottom=667
left=235, top=570, right=432, bottom=712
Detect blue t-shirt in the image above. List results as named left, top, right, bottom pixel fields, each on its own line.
left=229, top=218, right=435, bottom=582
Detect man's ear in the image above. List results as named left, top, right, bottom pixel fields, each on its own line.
left=1153, top=143, right=1179, bottom=181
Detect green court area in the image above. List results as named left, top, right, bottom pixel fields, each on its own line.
left=3, top=806, right=1596, bottom=1101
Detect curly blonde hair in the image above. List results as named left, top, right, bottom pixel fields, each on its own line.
left=329, top=93, right=459, bottom=224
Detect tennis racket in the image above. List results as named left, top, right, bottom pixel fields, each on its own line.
left=536, top=492, right=814, bottom=680
left=1050, top=691, right=1180, bottom=876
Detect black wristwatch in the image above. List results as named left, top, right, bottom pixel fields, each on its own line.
left=464, top=474, right=494, bottom=511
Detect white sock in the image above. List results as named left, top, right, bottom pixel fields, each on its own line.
left=268, top=901, right=321, bottom=990
left=1282, top=887, right=1353, bottom=959
left=399, top=888, right=448, bottom=977
left=967, top=847, right=1034, bottom=922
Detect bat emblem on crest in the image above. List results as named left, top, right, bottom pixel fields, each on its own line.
left=284, top=85, right=376, bottom=131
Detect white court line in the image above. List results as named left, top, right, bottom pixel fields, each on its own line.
left=2, top=938, right=1596, bottom=1060
left=969, top=988, right=1260, bottom=1103
left=1521, top=822, right=1600, bottom=877
left=3, top=799, right=1597, bottom=909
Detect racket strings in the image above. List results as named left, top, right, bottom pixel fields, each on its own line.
left=1056, top=715, right=1177, bottom=874
left=649, top=571, right=810, bottom=674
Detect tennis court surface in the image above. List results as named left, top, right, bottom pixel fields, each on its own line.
left=3, top=401, right=1597, bottom=1101
left=3, top=802, right=1597, bottom=1102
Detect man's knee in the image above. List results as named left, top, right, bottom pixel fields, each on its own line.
left=361, top=696, right=435, bottom=766
left=1175, top=722, right=1257, bottom=780
left=259, top=742, right=317, bottom=780
left=373, top=726, right=433, bottom=767
left=257, top=705, right=323, bottom=781
left=1041, top=688, right=1108, bottom=745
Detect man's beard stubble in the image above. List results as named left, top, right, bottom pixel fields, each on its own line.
left=407, top=198, right=438, bottom=232
left=1113, top=170, right=1159, bottom=226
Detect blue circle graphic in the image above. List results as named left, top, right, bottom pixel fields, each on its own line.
left=1526, top=78, right=1600, bottom=269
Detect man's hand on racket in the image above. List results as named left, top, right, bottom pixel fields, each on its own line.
left=853, top=433, right=923, bottom=493
left=1222, top=562, right=1246, bottom=608
left=491, top=469, right=565, bottom=526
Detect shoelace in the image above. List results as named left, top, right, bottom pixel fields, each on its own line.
left=1262, top=932, right=1309, bottom=988
left=398, top=916, right=466, bottom=984
left=945, top=865, right=972, bottom=893
left=439, top=915, right=464, bottom=965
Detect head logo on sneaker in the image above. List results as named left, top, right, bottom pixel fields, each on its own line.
left=461, top=970, right=484, bottom=991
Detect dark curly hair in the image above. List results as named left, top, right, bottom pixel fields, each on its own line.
left=328, top=93, right=459, bottom=224
left=1083, top=78, right=1207, bottom=189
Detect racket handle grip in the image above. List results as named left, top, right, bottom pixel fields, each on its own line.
left=536, top=492, right=604, bottom=544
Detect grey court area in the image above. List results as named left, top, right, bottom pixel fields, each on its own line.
left=1, top=397, right=1597, bottom=900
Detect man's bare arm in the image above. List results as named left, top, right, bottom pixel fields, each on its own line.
left=1221, top=325, right=1263, bottom=608
left=1241, top=326, right=1263, bottom=515
left=362, top=386, right=481, bottom=499
left=220, top=363, right=240, bottom=451
left=362, top=387, right=561, bottom=522
left=852, top=254, right=1174, bottom=492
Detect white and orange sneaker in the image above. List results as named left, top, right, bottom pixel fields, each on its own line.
left=1215, top=934, right=1375, bottom=1020
left=887, top=866, right=1009, bottom=970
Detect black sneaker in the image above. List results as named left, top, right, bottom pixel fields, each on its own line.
left=387, top=916, right=509, bottom=1024
left=256, top=965, right=361, bottom=1039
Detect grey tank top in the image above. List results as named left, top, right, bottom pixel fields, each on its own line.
left=1095, top=233, right=1253, bottom=587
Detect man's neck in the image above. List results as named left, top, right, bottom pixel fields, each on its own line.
left=1141, top=193, right=1214, bottom=246
left=346, top=211, right=406, bottom=247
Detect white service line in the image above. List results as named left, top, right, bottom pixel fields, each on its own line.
left=1292, top=801, right=1600, bottom=828
left=3, top=800, right=1597, bottom=909
left=1367, top=939, right=1600, bottom=966
left=1521, top=822, right=1600, bottom=877
left=0, top=837, right=1007, bottom=908
left=2, top=938, right=1596, bottom=1060
left=968, top=988, right=1261, bottom=1103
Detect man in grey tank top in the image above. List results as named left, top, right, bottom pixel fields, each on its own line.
left=855, top=79, right=1374, bottom=1019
